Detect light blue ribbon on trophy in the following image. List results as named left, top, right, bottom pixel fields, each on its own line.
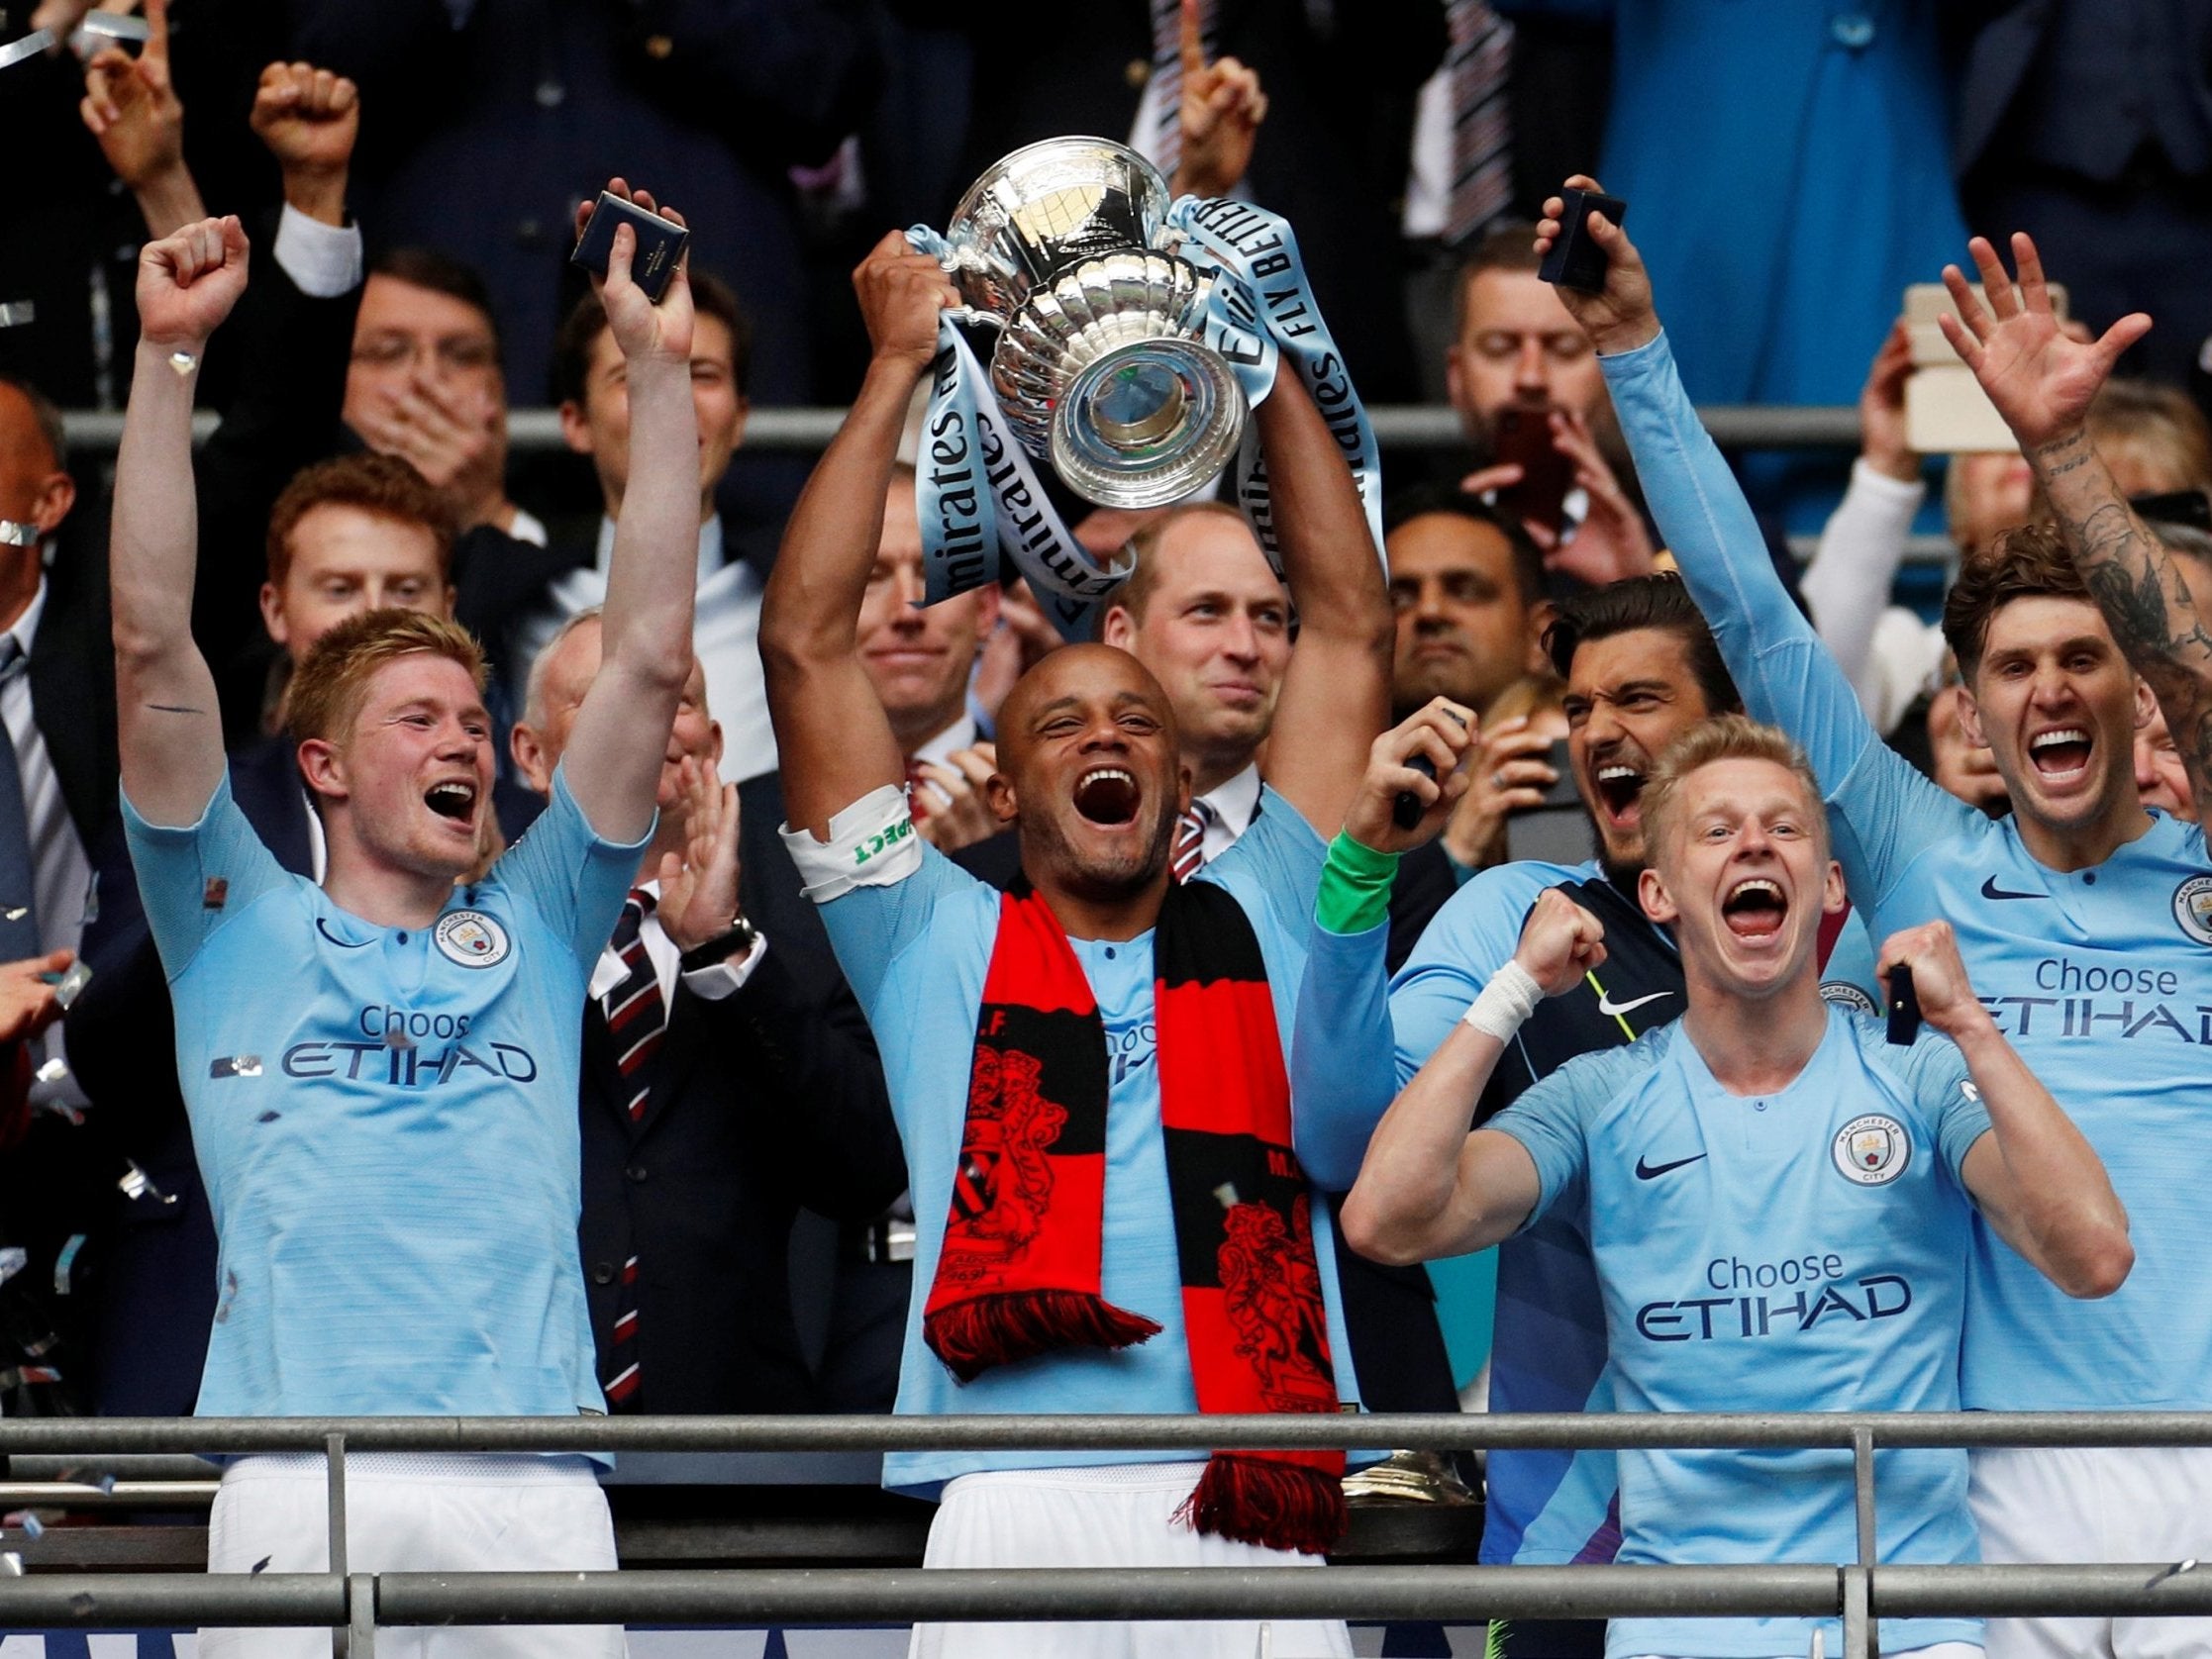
left=906, top=194, right=1383, bottom=643
left=1165, top=194, right=1386, bottom=580
left=907, top=224, right=1134, bottom=642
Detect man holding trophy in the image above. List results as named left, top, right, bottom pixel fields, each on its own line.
left=761, top=138, right=1408, bottom=1659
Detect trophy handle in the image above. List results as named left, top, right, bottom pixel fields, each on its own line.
left=945, top=306, right=1005, bottom=334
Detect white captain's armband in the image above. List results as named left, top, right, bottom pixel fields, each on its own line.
left=778, top=783, right=922, bottom=903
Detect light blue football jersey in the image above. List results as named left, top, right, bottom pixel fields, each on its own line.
left=1606, top=329, right=2212, bottom=1412
left=122, top=766, right=643, bottom=1427
left=1493, top=1008, right=1991, bottom=1659
left=802, top=785, right=1372, bottom=1498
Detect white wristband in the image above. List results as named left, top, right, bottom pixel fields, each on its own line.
left=1463, top=959, right=1543, bottom=1041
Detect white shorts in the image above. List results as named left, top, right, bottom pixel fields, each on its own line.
left=200, top=1452, right=626, bottom=1659
left=907, top=1462, right=1354, bottom=1659
left=1971, top=1444, right=2212, bottom=1659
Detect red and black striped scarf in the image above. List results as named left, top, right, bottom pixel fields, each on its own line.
left=922, top=877, right=1347, bottom=1556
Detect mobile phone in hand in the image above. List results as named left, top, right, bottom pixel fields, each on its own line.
left=1492, top=408, right=1574, bottom=539
left=1540, top=187, right=1627, bottom=294
left=1885, top=965, right=1921, bottom=1046
left=570, top=191, right=689, bottom=304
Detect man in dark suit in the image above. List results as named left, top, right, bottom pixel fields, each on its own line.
left=509, top=612, right=904, bottom=1412
left=65, top=452, right=536, bottom=1414
left=1954, top=0, right=2212, bottom=403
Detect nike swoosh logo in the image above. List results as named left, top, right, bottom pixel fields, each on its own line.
left=1980, top=876, right=2043, bottom=901
left=1597, top=989, right=1673, bottom=1019
left=316, top=919, right=373, bottom=948
left=1634, top=1152, right=1708, bottom=1181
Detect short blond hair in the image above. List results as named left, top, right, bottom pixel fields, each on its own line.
left=1639, top=714, right=1828, bottom=865
left=285, top=607, right=487, bottom=749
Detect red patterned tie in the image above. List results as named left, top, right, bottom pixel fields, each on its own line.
left=599, top=890, right=665, bottom=1414
left=605, top=890, right=667, bottom=1122
left=602, top=1254, right=642, bottom=1410
left=1170, top=802, right=1213, bottom=883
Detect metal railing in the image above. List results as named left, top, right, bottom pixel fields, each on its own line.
left=56, top=404, right=1868, bottom=455
left=5, top=1412, right=2212, bottom=1657
left=57, top=400, right=1959, bottom=572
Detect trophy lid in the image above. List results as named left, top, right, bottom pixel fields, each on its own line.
left=943, top=138, right=1173, bottom=319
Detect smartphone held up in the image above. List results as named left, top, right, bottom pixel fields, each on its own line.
left=570, top=190, right=690, bottom=304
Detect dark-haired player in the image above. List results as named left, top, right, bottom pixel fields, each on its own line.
left=1546, top=178, right=2212, bottom=1659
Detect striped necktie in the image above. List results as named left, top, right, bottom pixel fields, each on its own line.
left=1170, top=800, right=1214, bottom=883
left=1149, top=0, right=1213, bottom=184
left=0, top=638, right=38, bottom=963
left=1444, top=0, right=1514, bottom=248
left=598, top=889, right=665, bottom=1412
left=601, top=1251, right=642, bottom=1412
left=604, top=889, right=667, bottom=1122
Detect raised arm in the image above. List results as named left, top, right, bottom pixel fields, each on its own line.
left=555, top=182, right=702, bottom=844
left=761, top=233, right=955, bottom=837
left=1880, top=921, right=2133, bottom=1300
left=1291, top=698, right=1476, bottom=1189
left=1534, top=176, right=1974, bottom=903
left=1936, top=234, right=2212, bottom=821
left=1255, top=374, right=1396, bottom=838
left=1341, top=889, right=1602, bottom=1264
left=113, top=218, right=250, bottom=828
left=1802, top=324, right=1927, bottom=720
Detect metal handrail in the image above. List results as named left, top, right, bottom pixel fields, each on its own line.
left=55, top=404, right=1867, bottom=455
left=5, top=1409, right=2211, bottom=1454
left=6, top=1412, right=2212, bottom=1658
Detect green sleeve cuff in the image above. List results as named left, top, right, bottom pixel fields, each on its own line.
left=1316, top=831, right=1400, bottom=935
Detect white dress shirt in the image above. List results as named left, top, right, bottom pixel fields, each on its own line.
left=584, top=876, right=765, bottom=1010
left=1196, top=760, right=1262, bottom=862
left=271, top=205, right=364, bottom=299
left=512, top=515, right=778, bottom=785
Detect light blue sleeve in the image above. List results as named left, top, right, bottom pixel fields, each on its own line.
left=1598, top=332, right=1977, bottom=912
left=1203, top=785, right=1329, bottom=944
left=489, top=763, right=653, bottom=972
left=1389, top=861, right=1573, bottom=1086
left=1897, top=1025, right=1994, bottom=1189
left=121, top=773, right=291, bottom=981
left=815, top=842, right=992, bottom=1021
left=1290, top=918, right=1396, bottom=1192
left=1482, top=1049, right=1606, bottom=1228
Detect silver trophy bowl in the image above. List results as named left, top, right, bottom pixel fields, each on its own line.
left=942, top=137, right=1246, bottom=511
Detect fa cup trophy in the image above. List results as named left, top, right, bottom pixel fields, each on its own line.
left=939, top=137, right=1246, bottom=510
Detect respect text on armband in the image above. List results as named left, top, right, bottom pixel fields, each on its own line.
left=852, top=816, right=915, bottom=868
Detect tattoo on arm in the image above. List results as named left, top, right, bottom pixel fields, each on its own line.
left=2065, top=499, right=2212, bottom=813
left=144, top=704, right=205, bottom=715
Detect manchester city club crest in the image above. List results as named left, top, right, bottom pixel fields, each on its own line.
left=1832, top=1114, right=1911, bottom=1187
left=433, top=909, right=511, bottom=968
left=1820, top=980, right=1878, bottom=1017
left=2173, top=875, right=2212, bottom=946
